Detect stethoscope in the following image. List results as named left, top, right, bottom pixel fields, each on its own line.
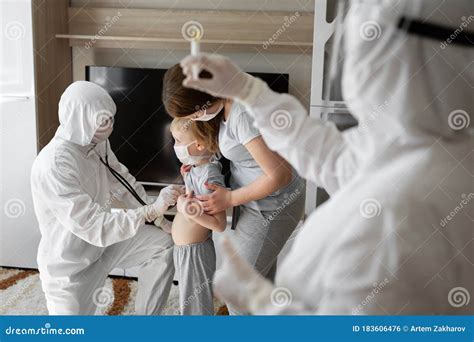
left=97, top=142, right=148, bottom=206
left=95, top=141, right=165, bottom=226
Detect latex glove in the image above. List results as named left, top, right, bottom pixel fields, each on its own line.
left=213, top=237, right=274, bottom=313
left=143, top=185, right=184, bottom=222
left=180, top=53, right=260, bottom=103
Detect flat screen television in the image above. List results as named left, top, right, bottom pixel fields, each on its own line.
left=86, top=65, right=289, bottom=186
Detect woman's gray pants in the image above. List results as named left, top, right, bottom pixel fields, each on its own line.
left=227, top=193, right=305, bottom=315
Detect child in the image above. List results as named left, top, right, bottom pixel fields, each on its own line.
left=170, top=117, right=227, bottom=315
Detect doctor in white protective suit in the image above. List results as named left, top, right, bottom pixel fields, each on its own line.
left=180, top=0, right=474, bottom=314
left=31, top=81, right=184, bottom=315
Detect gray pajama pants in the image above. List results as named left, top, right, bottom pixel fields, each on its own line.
left=227, top=193, right=305, bottom=315
left=173, top=238, right=216, bottom=315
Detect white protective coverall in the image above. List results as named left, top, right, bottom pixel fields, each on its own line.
left=182, top=0, right=474, bottom=314
left=31, top=81, right=175, bottom=315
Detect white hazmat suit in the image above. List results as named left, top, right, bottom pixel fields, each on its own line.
left=181, top=0, right=473, bottom=314
left=31, top=81, right=180, bottom=315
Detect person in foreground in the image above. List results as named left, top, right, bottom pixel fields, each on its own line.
left=31, top=81, right=184, bottom=315
left=169, top=117, right=227, bottom=315
left=180, top=0, right=474, bottom=314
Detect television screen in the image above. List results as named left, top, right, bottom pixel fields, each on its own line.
left=86, top=65, right=289, bottom=185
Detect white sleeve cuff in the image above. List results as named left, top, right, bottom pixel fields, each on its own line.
left=239, top=76, right=268, bottom=108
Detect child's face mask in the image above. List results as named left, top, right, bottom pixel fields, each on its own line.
left=190, top=101, right=224, bottom=121
left=174, top=140, right=210, bottom=165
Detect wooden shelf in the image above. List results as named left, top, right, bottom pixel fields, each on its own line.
left=56, top=7, right=314, bottom=53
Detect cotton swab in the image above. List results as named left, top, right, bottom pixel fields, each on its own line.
left=182, top=21, right=204, bottom=80
left=190, top=36, right=201, bottom=80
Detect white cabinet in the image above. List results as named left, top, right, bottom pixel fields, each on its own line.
left=305, top=0, right=358, bottom=214
left=0, top=0, right=40, bottom=268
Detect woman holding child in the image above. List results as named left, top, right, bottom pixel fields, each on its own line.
left=162, top=65, right=305, bottom=315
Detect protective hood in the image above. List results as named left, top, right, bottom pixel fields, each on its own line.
left=342, top=0, right=473, bottom=140
left=56, top=81, right=116, bottom=146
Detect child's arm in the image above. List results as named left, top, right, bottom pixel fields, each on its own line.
left=177, top=194, right=227, bottom=232
left=189, top=210, right=227, bottom=232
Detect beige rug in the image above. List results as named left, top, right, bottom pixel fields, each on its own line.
left=0, top=267, right=226, bottom=315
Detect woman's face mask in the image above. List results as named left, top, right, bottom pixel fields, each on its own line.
left=190, top=101, right=224, bottom=122
left=173, top=140, right=210, bottom=165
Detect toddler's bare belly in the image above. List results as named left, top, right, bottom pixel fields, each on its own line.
left=172, top=213, right=211, bottom=245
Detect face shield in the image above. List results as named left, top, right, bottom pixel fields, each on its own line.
left=324, top=0, right=473, bottom=137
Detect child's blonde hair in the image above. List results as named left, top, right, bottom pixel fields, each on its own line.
left=170, top=117, right=220, bottom=154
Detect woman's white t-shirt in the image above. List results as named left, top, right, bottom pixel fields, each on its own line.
left=219, top=102, right=303, bottom=211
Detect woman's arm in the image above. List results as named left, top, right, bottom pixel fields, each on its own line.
left=180, top=53, right=360, bottom=194
left=232, top=136, right=292, bottom=206
left=243, top=80, right=358, bottom=195
left=197, top=136, right=292, bottom=215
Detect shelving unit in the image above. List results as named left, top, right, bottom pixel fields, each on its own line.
left=56, top=7, right=314, bottom=53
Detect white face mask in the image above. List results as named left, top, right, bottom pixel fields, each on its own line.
left=92, top=116, right=114, bottom=144
left=191, top=102, right=224, bottom=121
left=173, top=140, right=210, bottom=165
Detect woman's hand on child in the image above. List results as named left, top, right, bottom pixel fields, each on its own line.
left=180, top=164, right=192, bottom=177
left=196, top=183, right=232, bottom=215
